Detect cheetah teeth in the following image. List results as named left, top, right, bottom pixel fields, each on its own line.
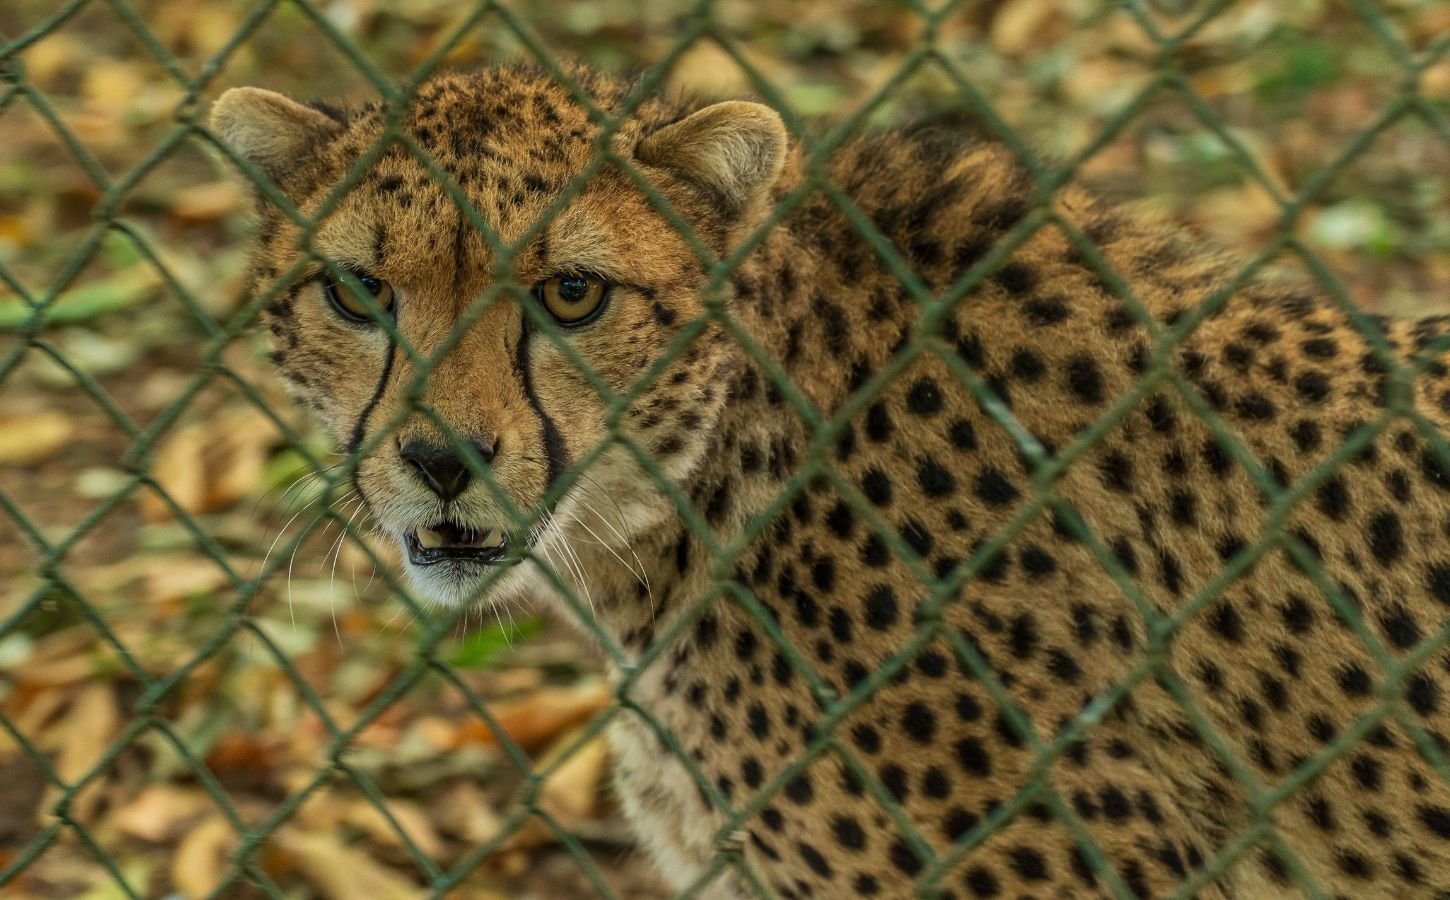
left=417, top=526, right=505, bottom=549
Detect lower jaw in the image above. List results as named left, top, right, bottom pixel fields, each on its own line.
left=404, top=529, right=510, bottom=568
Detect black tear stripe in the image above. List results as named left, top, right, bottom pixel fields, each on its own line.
left=514, top=317, right=568, bottom=492
left=347, top=340, right=399, bottom=500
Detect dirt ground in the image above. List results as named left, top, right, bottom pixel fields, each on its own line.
left=1, top=0, right=1448, bottom=896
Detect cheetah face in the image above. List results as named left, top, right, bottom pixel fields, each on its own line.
left=212, top=69, right=786, bottom=607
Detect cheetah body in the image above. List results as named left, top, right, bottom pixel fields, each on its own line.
left=215, top=65, right=1450, bottom=899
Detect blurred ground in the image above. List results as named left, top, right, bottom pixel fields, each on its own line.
left=0, top=0, right=1448, bottom=897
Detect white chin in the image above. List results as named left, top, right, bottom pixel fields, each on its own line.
left=400, top=560, right=486, bottom=609
left=400, top=553, right=540, bottom=611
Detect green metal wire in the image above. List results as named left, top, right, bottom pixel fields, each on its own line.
left=1, top=0, right=1447, bottom=897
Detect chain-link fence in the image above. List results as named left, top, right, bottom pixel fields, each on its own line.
left=3, top=0, right=1450, bottom=897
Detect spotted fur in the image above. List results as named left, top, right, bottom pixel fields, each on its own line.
left=216, top=65, right=1450, bottom=898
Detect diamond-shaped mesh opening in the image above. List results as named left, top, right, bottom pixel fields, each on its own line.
left=7, top=0, right=1450, bottom=896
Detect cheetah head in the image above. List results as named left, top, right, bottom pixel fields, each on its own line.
left=212, top=67, right=787, bottom=607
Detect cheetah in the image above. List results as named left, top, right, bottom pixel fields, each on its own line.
left=213, top=64, right=1450, bottom=898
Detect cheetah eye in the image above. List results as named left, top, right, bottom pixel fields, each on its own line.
left=324, top=270, right=394, bottom=324
left=535, top=274, right=609, bottom=326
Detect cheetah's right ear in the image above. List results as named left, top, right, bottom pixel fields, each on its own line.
left=635, top=101, right=787, bottom=218
left=209, top=87, right=345, bottom=184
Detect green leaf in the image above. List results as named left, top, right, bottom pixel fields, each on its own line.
left=447, top=616, right=545, bottom=669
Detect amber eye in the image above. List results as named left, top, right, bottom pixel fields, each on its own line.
left=535, top=274, right=608, bottom=326
left=324, top=271, right=394, bottom=324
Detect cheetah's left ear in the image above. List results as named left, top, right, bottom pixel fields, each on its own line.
left=635, top=101, right=787, bottom=217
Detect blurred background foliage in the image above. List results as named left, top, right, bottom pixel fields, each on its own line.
left=0, top=0, right=1447, bottom=897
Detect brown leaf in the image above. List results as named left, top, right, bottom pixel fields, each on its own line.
left=113, top=785, right=209, bottom=842
left=38, top=683, right=118, bottom=826
left=171, top=816, right=236, bottom=898
left=455, top=679, right=609, bottom=752
left=432, top=781, right=504, bottom=846
left=0, top=412, right=74, bottom=465
left=168, top=182, right=243, bottom=225
left=274, top=827, right=426, bottom=900
left=138, top=425, right=208, bottom=522
left=341, top=797, right=445, bottom=860
left=139, top=407, right=278, bottom=522
left=538, top=732, right=608, bottom=824
left=991, top=0, right=1064, bottom=57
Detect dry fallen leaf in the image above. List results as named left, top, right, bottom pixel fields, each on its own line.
left=432, top=781, right=504, bottom=846
left=139, top=407, right=278, bottom=522
left=342, top=797, right=445, bottom=861
left=990, top=0, right=1064, bottom=57
left=274, top=827, right=426, bottom=900
left=538, top=732, right=608, bottom=824
left=169, top=182, right=243, bottom=225
left=38, top=683, right=119, bottom=827
left=139, top=425, right=208, bottom=522
left=171, top=816, right=236, bottom=898
left=0, top=412, right=74, bottom=465
left=113, top=784, right=210, bottom=843
left=454, top=679, right=609, bottom=752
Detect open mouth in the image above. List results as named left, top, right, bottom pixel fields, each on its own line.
left=405, top=521, right=509, bottom=567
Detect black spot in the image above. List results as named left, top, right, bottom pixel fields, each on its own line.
left=955, top=737, right=991, bottom=777
left=1407, top=673, right=1440, bottom=715
left=1098, top=451, right=1133, bottom=492
left=902, top=703, right=937, bottom=744
left=862, top=469, right=893, bottom=506
left=784, top=773, right=813, bottom=804
left=1316, top=477, right=1350, bottom=521
left=1337, top=664, right=1373, bottom=697
left=1023, top=297, right=1070, bottom=326
left=865, top=403, right=893, bottom=442
left=1019, top=545, right=1057, bottom=577
left=889, top=838, right=923, bottom=877
left=1047, top=649, right=1082, bottom=683
left=1429, top=564, right=1450, bottom=606
left=906, top=379, right=944, bottom=416
left=1281, top=595, right=1315, bottom=633
left=1380, top=605, right=1421, bottom=650
left=1368, top=510, right=1405, bottom=565
left=1066, top=356, right=1105, bottom=403
left=864, top=585, right=899, bottom=630
left=1350, top=754, right=1382, bottom=791
left=898, top=519, right=933, bottom=558
left=1235, top=393, right=1276, bottom=421
left=949, top=419, right=977, bottom=451
left=1295, top=370, right=1331, bottom=403
left=851, top=724, right=880, bottom=755
left=963, top=867, right=1000, bottom=897
left=798, top=842, right=832, bottom=877
left=860, top=534, right=890, bottom=567
left=1419, top=804, right=1450, bottom=838
left=1208, top=602, right=1244, bottom=643
left=825, top=502, right=855, bottom=538
left=1010, top=348, right=1047, bottom=381
left=831, top=815, right=866, bottom=852
left=1008, top=847, right=1049, bottom=881
left=917, top=458, right=957, bottom=497
left=1009, top=614, right=1038, bottom=659
left=993, top=262, right=1036, bottom=296
left=974, top=468, right=1019, bottom=506
left=742, top=758, right=763, bottom=788
left=1290, top=420, right=1322, bottom=453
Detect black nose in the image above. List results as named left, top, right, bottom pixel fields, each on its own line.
left=399, top=438, right=496, bottom=502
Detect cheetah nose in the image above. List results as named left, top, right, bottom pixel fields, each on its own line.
left=399, top=437, right=496, bottom=502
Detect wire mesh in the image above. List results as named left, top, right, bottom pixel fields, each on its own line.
left=2, top=0, right=1450, bottom=897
